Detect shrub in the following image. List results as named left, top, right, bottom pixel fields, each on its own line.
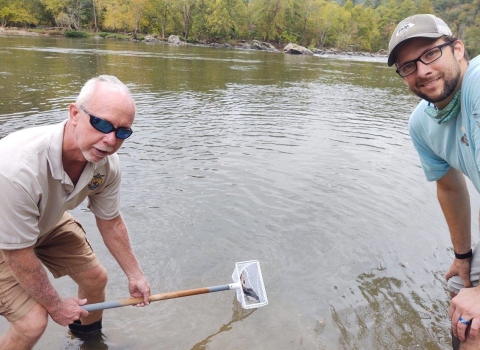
left=64, top=30, right=88, bottom=38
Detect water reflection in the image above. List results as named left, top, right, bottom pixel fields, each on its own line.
left=191, top=300, right=256, bottom=349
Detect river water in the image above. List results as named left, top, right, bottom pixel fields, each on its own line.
left=1, top=35, right=478, bottom=350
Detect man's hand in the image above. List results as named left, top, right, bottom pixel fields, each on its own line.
left=128, top=276, right=151, bottom=307
left=446, top=257, right=472, bottom=288
left=449, top=286, right=480, bottom=341
left=48, top=298, right=89, bottom=326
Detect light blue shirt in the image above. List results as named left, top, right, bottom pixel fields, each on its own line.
left=409, top=55, right=480, bottom=192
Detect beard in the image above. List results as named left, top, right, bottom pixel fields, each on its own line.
left=82, top=144, right=114, bottom=163
left=412, top=60, right=461, bottom=106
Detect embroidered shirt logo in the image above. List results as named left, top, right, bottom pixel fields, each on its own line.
left=88, top=174, right=105, bottom=190
left=461, top=126, right=469, bottom=146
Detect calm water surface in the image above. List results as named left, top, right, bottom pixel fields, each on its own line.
left=1, top=35, right=478, bottom=350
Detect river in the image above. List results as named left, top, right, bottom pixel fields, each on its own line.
left=1, top=35, right=477, bottom=350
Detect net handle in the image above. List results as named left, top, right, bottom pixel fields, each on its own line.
left=83, top=283, right=239, bottom=312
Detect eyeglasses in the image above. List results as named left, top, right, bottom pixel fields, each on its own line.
left=80, top=106, right=133, bottom=139
left=396, top=41, right=456, bottom=78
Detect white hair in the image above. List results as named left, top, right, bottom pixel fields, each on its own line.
left=76, top=75, right=135, bottom=111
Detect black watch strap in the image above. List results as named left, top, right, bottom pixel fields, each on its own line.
left=455, top=249, right=473, bottom=259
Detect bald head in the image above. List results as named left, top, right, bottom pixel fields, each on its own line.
left=76, top=75, right=135, bottom=115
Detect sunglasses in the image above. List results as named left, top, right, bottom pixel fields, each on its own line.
left=80, top=106, right=133, bottom=139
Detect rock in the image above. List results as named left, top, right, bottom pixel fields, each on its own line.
left=144, top=35, right=156, bottom=42
left=250, top=40, right=278, bottom=52
left=168, top=35, right=183, bottom=45
left=212, top=42, right=233, bottom=49
left=283, top=43, right=313, bottom=55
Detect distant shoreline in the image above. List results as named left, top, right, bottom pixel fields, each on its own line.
left=0, top=26, right=388, bottom=60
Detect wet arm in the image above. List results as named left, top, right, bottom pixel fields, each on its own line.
left=437, top=167, right=471, bottom=256
left=95, top=215, right=150, bottom=304
left=2, top=247, right=87, bottom=325
left=438, top=167, right=472, bottom=288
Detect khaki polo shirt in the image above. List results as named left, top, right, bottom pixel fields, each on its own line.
left=0, top=120, right=121, bottom=249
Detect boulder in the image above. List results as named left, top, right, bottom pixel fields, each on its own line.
left=283, top=43, right=313, bottom=55
left=168, top=35, right=183, bottom=45
left=251, top=40, right=278, bottom=52
left=144, top=35, right=156, bottom=42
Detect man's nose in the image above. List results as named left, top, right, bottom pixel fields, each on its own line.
left=103, top=131, right=117, bottom=145
left=415, top=60, right=432, bottom=77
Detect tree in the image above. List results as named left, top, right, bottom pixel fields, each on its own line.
left=308, top=1, right=343, bottom=48
left=204, top=0, right=247, bottom=40
left=177, top=0, right=197, bottom=40
left=147, top=0, right=173, bottom=39
left=250, top=0, right=287, bottom=41
left=350, top=4, right=381, bottom=51
left=102, top=0, right=148, bottom=33
left=0, top=0, right=42, bottom=27
left=463, top=25, right=480, bottom=58
left=416, top=0, right=434, bottom=14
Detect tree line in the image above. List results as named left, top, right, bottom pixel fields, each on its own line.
left=1, top=0, right=479, bottom=56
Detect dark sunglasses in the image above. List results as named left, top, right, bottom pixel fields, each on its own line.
left=80, top=106, right=133, bottom=139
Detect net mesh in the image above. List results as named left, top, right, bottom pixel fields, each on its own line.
left=231, top=260, right=268, bottom=309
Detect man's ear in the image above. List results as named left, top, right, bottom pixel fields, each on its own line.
left=69, top=104, right=80, bottom=125
left=453, top=40, right=465, bottom=61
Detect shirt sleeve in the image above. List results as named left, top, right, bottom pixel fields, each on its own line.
left=0, top=174, right=40, bottom=249
left=408, top=106, right=450, bottom=182
left=463, top=58, right=480, bottom=171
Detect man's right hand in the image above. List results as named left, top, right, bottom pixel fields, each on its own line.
left=446, top=257, right=473, bottom=288
left=48, top=297, right=89, bottom=326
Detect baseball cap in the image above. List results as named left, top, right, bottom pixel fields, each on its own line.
left=388, top=14, right=452, bottom=66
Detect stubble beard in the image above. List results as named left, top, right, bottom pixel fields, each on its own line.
left=414, top=62, right=461, bottom=106
left=82, top=144, right=114, bottom=163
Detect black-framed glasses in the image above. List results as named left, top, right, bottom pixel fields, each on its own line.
left=396, top=41, right=456, bottom=78
left=80, top=106, right=133, bottom=139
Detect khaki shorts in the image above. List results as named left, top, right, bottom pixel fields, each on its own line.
left=0, top=212, right=99, bottom=322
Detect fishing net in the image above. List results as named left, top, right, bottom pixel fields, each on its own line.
left=232, top=260, right=268, bottom=309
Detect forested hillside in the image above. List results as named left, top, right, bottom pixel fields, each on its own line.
left=1, top=0, right=479, bottom=56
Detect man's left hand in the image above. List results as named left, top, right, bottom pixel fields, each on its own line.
left=449, top=286, right=480, bottom=341
left=128, top=276, right=151, bottom=306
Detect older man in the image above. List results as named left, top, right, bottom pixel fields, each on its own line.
left=388, top=14, right=480, bottom=349
left=0, top=75, right=150, bottom=349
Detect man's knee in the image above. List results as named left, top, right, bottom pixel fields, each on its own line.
left=73, top=264, right=108, bottom=292
left=1, top=304, right=48, bottom=349
left=88, top=265, right=108, bottom=289
left=16, top=303, right=48, bottom=339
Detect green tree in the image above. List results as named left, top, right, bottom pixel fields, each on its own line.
left=0, top=0, right=43, bottom=27
left=176, top=0, right=197, bottom=40
left=250, top=0, right=288, bottom=41
left=463, top=25, right=480, bottom=58
left=416, top=0, right=434, bottom=14
left=146, top=0, right=173, bottom=39
left=202, top=0, right=247, bottom=40
left=308, top=1, right=343, bottom=48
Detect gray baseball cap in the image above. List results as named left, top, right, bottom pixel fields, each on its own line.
left=388, top=14, right=452, bottom=66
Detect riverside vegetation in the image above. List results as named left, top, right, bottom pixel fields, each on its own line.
left=0, top=0, right=479, bottom=57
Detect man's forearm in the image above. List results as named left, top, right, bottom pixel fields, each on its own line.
left=2, top=247, right=62, bottom=314
left=96, top=215, right=143, bottom=278
left=437, top=168, right=471, bottom=253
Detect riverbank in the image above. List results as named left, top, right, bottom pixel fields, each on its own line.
left=0, top=26, right=388, bottom=59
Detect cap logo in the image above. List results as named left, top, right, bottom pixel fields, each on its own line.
left=396, top=22, right=414, bottom=37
